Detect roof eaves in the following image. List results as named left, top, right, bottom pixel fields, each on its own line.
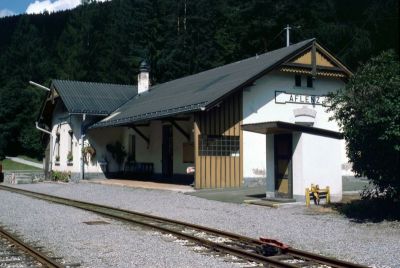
left=90, top=101, right=207, bottom=129
left=69, top=111, right=110, bottom=116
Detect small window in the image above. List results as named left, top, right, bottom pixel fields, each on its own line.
left=199, top=135, right=240, bottom=157
left=55, top=133, right=60, bottom=161
left=295, top=75, right=301, bottom=87
left=307, top=76, right=313, bottom=88
left=68, top=130, right=73, bottom=153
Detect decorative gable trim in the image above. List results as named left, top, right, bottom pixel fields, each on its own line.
left=292, top=50, right=335, bottom=67
left=279, top=41, right=352, bottom=78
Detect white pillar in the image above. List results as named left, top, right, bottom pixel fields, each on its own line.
left=80, top=114, right=86, bottom=180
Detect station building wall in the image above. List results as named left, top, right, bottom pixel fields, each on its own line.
left=242, top=71, right=345, bottom=200
left=50, top=101, right=126, bottom=178
left=119, top=119, right=194, bottom=177
left=51, top=99, right=194, bottom=180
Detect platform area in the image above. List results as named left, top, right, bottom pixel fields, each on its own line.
left=186, top=186, right=266, bottom=203
left=83, top=179, right=298, bottom=207
left=83, top=179, right=195, bottom=193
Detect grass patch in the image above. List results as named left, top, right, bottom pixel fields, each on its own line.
left=16, top=155, right=42, bottom=164
left=0, top=159, right=41, bottom=171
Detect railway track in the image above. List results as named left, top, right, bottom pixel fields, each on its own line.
left=0, top=185, right=367, bottom=268
left=0, top=225, right=64, bottom=268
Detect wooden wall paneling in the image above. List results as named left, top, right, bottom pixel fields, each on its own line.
left=234, top=93, right=241, bottom=187
left=225, top=98, right=230, bottom=187
left=203, top=113, right=209, bottom=188
left=232, top=94, right=239, bottom=187
left=232, top=94, right=237, bottom=187
left=220, top=105, right=224, bottom=188
left=201, top=114, right=206, bottom=188
left=194, top=92, right=243, bottom=189
left=210, top=108, right=216, bottom=188
left=222, top=102, right=228, bottom=188
left=216, top=107, right=221, bottom=188
left=221, top=103, right=225, bottom=187
left=229, top=95, right=235, bottom=187
left=239, top=92, right=244, bottom=187
left=194, top=114, right=201, bottom=189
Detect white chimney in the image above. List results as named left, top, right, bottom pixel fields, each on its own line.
left=137, top=60, right=150, bottom=94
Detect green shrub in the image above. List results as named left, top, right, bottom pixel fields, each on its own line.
left=328, top=51, right=400, bottom=199
left=337, top=198, right=400, bottom=222
left=51, top=171, right=70, bottom=182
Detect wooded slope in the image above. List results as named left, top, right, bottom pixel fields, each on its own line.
left=0, top=0, right=398, bottom=158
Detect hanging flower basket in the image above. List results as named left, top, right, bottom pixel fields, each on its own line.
left=82, top=146, right=96, bottom=163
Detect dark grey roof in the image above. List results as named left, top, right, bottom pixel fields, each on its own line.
left=52, top=80, right=137, bottom=115
left=91, top=39, right=315, bottom=128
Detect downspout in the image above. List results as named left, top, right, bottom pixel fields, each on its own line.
left=35, top=122, right=53, bottom=136
left=35, top=122, right=53, bottom=180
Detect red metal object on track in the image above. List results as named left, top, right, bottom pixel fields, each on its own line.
left=259, top=237, right=290, bottom=252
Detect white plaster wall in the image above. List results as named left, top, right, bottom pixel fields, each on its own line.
left=128, top=119, right=194, bottom=175
left=299, top=134, right=342, bottom=201
left=51, top=110, right=194, bottom=177
left=50, top=101, right=79, bottom=172
left=243, top=131, right=266, bottom=179
left=125, top=121, right=162, bottom=173
left=243, top=71, right=343, bottom=128
left=291, top=133, right=304, bottom=197
left=50, top=99, right=125, bottom=175
left=86, top=127, right=126, bottom=173
left=243, top=71, right=345, bottom=200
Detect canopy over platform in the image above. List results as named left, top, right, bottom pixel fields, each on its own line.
left=241, top=121, right=343, bottom=139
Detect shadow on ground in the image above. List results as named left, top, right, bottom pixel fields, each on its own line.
left=332, top=198, right=400, bottom=222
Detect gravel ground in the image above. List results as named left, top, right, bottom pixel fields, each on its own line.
left=0, top=189, right=236, bottom=268
left=3, top=182, right=400, bottom=268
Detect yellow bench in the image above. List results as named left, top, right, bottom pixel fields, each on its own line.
left=305, top=185, right=330, bottom=207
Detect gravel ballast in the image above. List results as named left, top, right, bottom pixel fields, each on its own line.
left=2, top=182, right=400, bottom=267
left=0, top=190, right=235, bottom=267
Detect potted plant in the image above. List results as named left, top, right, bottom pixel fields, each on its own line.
left=106, top=141, right=127, bottom=172
left=67, top=151, right=73, bottom=165
left=82, top=145, right=96, bottom=163
left=55, top=155, right=60, bottom=165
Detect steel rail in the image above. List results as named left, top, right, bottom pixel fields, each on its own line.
left=0, top=185, right=368, bottom=268
left=0, top=226, right=64, bottom=268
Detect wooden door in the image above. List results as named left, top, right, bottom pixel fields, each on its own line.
left=274, top=134, right=293, bottom=198
left=162, top=125, right=173, bottom=178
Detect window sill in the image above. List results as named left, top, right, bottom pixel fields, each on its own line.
left=67, top=162, right=73, bottom=166
left=54, top=162, right=60, bottom=166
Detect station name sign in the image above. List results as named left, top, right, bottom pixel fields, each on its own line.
left=275, top=91, right=327, bottom=106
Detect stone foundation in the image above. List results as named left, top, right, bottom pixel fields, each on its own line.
left=3, top=171, right=45, bottom=184
left=243, top=177, right=266, bottom=188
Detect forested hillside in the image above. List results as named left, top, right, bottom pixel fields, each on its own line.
left=0, top=0, right=398, bottom=159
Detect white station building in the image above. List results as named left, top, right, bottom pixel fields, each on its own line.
left=37, top=39, right=351, bottom=201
